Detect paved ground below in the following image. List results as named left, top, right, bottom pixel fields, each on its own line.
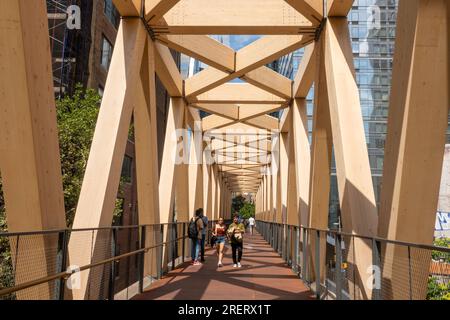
left=133, top=232, right=313, bottom=300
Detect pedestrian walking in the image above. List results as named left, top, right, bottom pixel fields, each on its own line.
left=212, top=217, right=227, bottom=267
left=227, top=215, right=245, bottom=268
left=248, top=216, right=255, bottom=235
left=188, top=208, right=204, bottom=265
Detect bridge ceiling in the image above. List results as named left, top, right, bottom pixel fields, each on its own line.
left=112, top=0, right=354, bottom=192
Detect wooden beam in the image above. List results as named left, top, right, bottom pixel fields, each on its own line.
left=280, top=108, right=291, bottom=133
left=327, top=0, right=354, bottom=17
left=292, top=99, right=311, bottom=228
left=308, top=37, right=332, bottom=285
left=242, top=66, right=293, bottom=99
left=280, top=132, right=289, bottom=223
left=208, top=122, right=270, bottom=135
left=159, top=98, right=186, bottom=224
left=324, top=17, right=378, bottom=299
left=188, top=83, right=289, bottom=105
left=113, top=0, right=141, bottom=16
left=145, top=0, right=180, bottom=23
left=211, top=136, right=273, bottom=152
left=244, top=115, right=280, bottom=131
left=219, top=150, right=269, bottom=158
left=210, top=164, right=218, bottom=219
left=285, top=0, right=323, bottom=25
left=68, top=19, right=147, bottom=300
left=202, top=114, right=236, bottom=131
left=239, top=104, right=285, bottom=121
left=154, top=42, right=183, bottom=97
left=224, top=175, right=263, bottom=180
left=153, top=0, right=315, bottom=35
left=294, top=43, right=316, bottom=98
left=225, top=177, right=262, bottom=182
left=192, top=104, right=239, bottom=120
left=225, top=174, right=262, bottom=179
left=0, top=0, right=66, bottom=299
left=203, top=155, right=212, bottom=217
left=134, top=38, right=161, bottom=278
left=156, top=35, right=235, bottom=72
left=236, top=36, right=310, bottom=74
left=174, top=129, right=190, bottom=222
left=185, top=35, right=312, bottom=97
left=378, top=0, right=449, bottom=300
left=227, top=181, right=261, bottom=185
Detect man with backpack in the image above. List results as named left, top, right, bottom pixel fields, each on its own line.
left=189, top=208, right=204, bottom=265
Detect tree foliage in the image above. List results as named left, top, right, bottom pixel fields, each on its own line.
left=231, top=195, right=246, bottom=214
left=0, top=85, right=132, bottom=293
left=239, top=202, right=255, bottom=219
left=56, top=85, right=101, bottom=227
left=427, top=276, right=450, bottom=300
left=432, top=237, right=450, bottom=263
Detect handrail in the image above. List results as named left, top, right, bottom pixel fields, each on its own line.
left=0, top=220, right=226, bottom=298
left=255, top=221, right=450, bottom=253
left=0, top=221, right=190, bottom=237
left=0, top=234, right=188, bottom=298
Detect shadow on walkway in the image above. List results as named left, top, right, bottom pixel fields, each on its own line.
left=133, top=232, right=313, bottom=300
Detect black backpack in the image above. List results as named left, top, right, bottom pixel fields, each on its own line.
left=188, top=217, right=200, bottom=239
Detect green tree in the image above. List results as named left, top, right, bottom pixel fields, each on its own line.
left=427, top=276, right=450, bottom=300
left=56, top=85, right=102, bottom=227
left=432, top=237, right=450, bottom=263
left=0, top=176, right=14, bottom=297
left=239, top=202, right=255, bottom=219
left=0, top=85, right=130, bottom=295
left=232, top=195, right=246, bottom=215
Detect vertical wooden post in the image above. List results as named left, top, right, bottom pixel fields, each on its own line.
left=159, top=98, right=186, bottom=224
left=0, top=0, right=66, bottom=299
left=134, top=38, right=161, bottom=279
left=324, top=17, right=378, bottom=299
left=68, top=18, right=146, bottom=300
left=202, top=151, right=211, bottom=218
left=272, top=145, right=281, bottom=224
left=379, top=0, right=449, bottom=300
left=292, top=99, right=311, bottom=228
left=188, top=120, right=204, bottom=217
left=308, top=36, right=332, bottom=285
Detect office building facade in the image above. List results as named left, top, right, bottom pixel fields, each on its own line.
left=277, top=0, right=450, bottom=228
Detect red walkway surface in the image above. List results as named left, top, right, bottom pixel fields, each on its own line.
left=134, top=232, right=313, bottom=300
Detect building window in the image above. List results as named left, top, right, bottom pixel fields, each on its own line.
left=104, top=0, right=120, bottom=29
left=121, top=155, right=133, bottom=184
left=100, top=36, right=113, bottom=71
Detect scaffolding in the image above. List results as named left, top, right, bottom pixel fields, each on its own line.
left=47, top=0, right=80, bottom=98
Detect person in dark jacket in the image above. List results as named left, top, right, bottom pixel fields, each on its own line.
left=189, top=209, right=204, bottom=265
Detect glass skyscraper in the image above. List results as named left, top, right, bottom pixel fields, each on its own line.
left=277, top=0, right=414, bottom=228
left=277, top=0, right=450, bottom=228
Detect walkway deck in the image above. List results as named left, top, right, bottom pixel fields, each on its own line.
left=134, top=232, right=313, bottom=300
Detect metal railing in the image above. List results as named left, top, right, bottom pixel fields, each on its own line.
left=0, top=220, right=219, bottom=300
left=256, top=221, right=450, bottom=300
